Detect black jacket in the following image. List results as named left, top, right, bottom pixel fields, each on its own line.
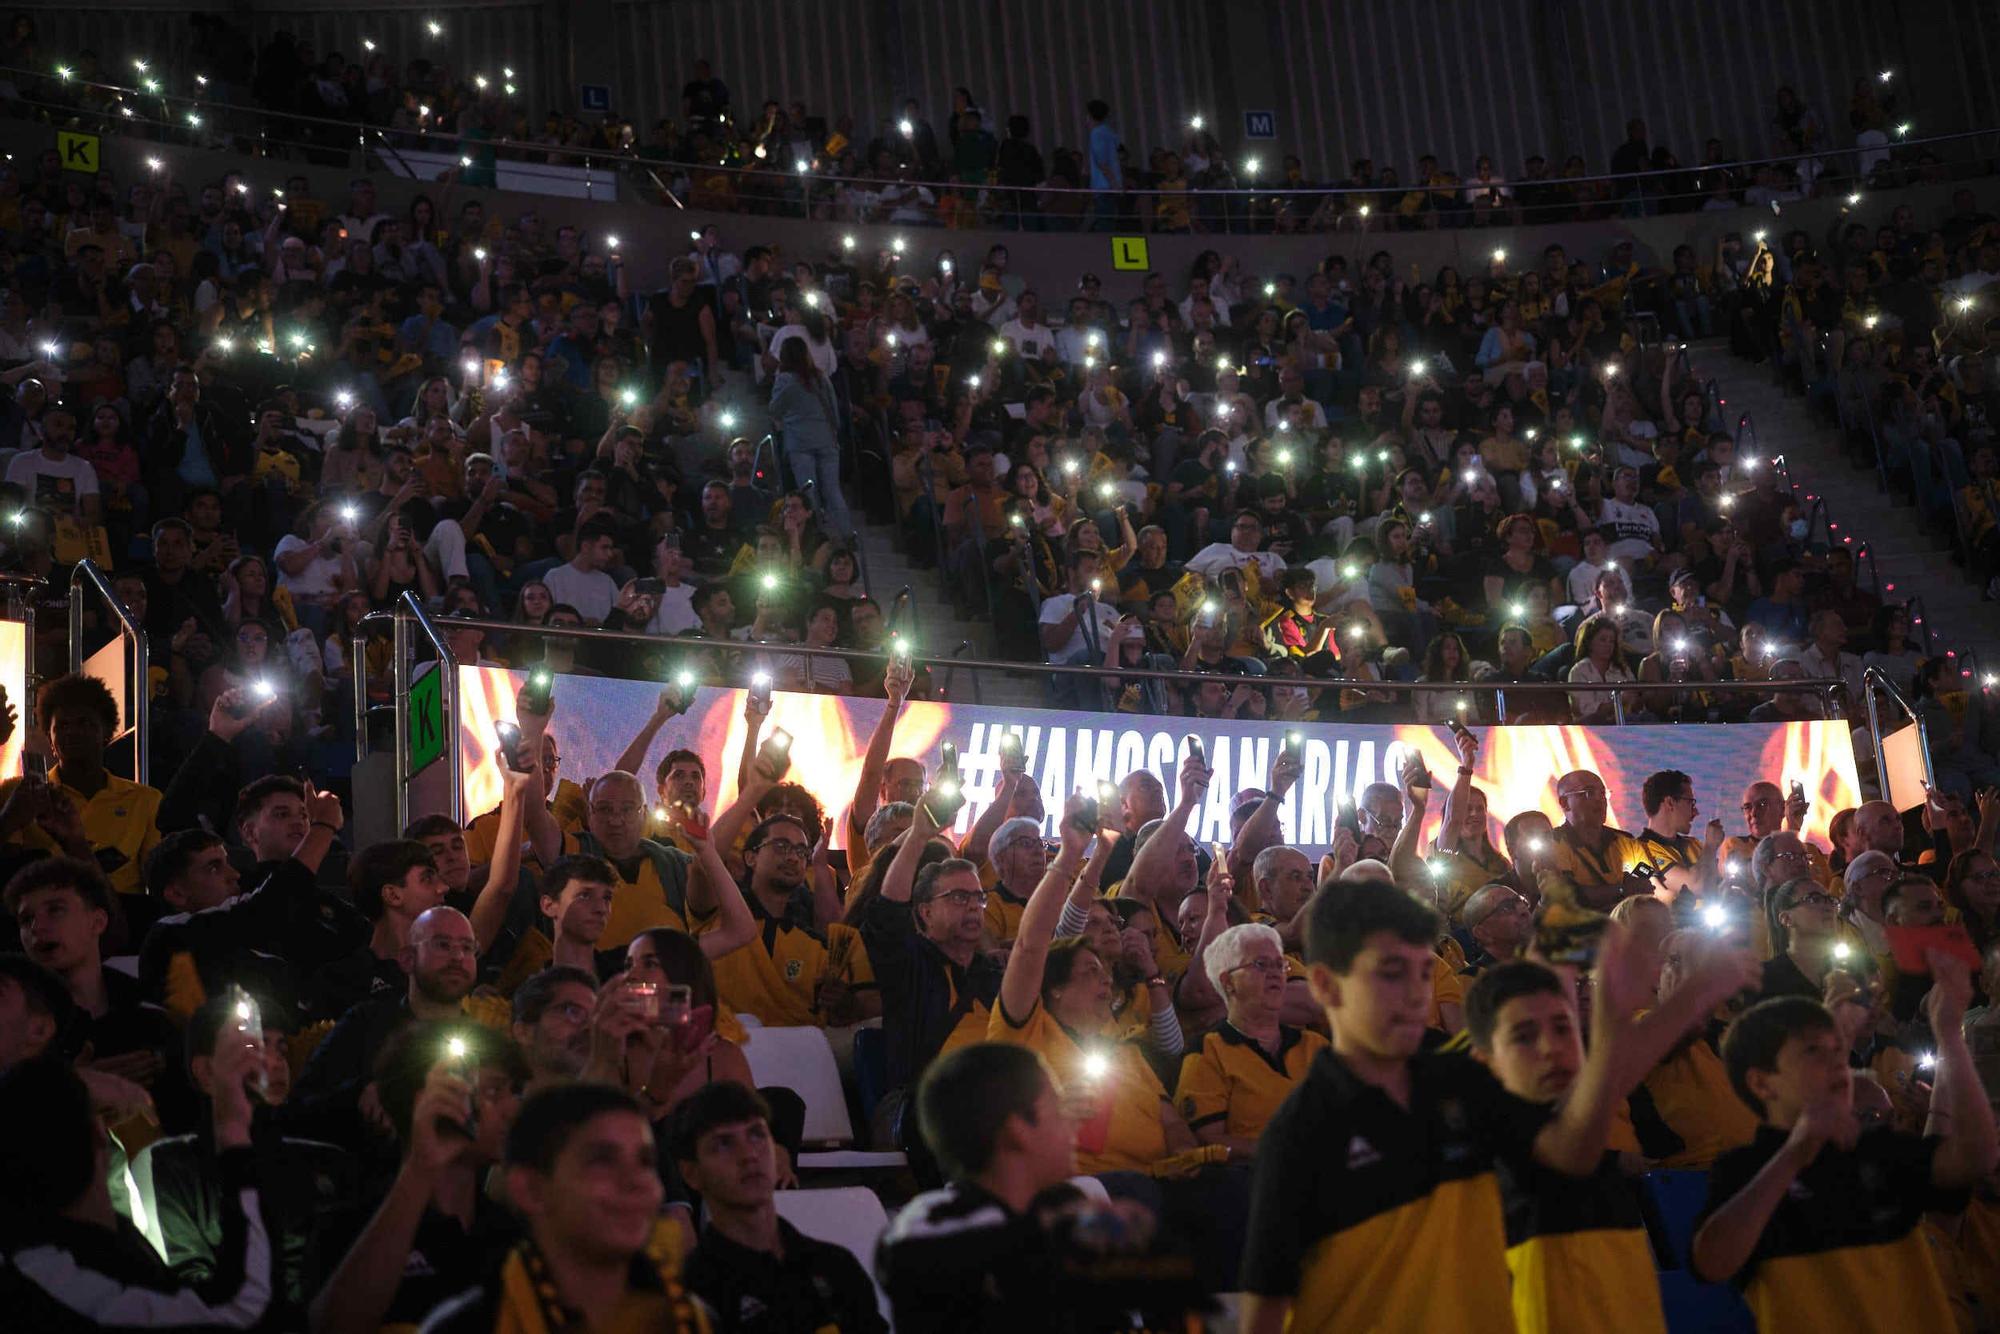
left=0, top=1145, right=272, bottom=1332
left=860, top=896, right=1003, bottom=1096
left=136, top=1121, right=356, bottom=1329
left=684, top=1217, right=884, bottom=1334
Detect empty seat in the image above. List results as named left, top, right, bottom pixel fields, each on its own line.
left=740, top=1025, right=853, bottom=1146
left=773, top=1186, right=892, bottom=1323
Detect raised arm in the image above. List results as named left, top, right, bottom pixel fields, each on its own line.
left=1229, top=746, right=1303, bottom=889
left=1127, top=754, right=1210, bottom=909
left=670, top=804, right=756, bottom=959
left=733, top=690, right=770, bottom=797
left=1176, top=857, right=1238, bottom=1014
left=849, top=661, right=913, bottom=848
left=1432, top=728, right=1479, bottom=855
left=1539, top=924, right=1760, bottom=1178
left=612, top=685, right=686, bottom=784
left=467, top=763, right=532, bottom=953
left=995, top=797, right=1097, bottom=1023
left=962, top=767, right=1030, bottom=866
left=880, top=790, right=946, bottom=906
left=1386, top=751, right=1432, bottom=899
left=1923, top=951, right=2000, bottom=1187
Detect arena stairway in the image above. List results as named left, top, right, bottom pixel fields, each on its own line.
left=1705, top=343, right=2000, bottom=672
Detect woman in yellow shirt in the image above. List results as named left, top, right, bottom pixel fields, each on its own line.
left=989, top=799, right=1203, bottom=1175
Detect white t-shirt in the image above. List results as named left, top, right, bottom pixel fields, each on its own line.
left=542, top=562, right=619, bottom=626
left=647, top=585, right=698, bottom=635
left=998, top=317, right=1056, bottom=360
left=1184, top=542, right=1287, bottom=582
left=1598, top=498, right=1661, bottom=563
left=273, top=533, right=345, bottom=600
left=1038, top=593, right=1121, bottom=661
left=4, top=449, right=98, bottom=515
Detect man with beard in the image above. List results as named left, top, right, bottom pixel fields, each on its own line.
left=705, top=813, right=878, bottom=1028
left=509, top=965, right=601, bottom=1090
left=290, top=906, right=508, bottom=1148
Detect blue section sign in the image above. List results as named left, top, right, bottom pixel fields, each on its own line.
left=579, top=83, right=612, bottom=113
left=1243, top=110, right=1277, bottom=140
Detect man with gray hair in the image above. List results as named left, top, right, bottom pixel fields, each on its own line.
left=1098, top=769, right=1168, bottom=887
left=1749, top=831, right=1813, bottom=899
left=1841, top=849, right=1900, bottom=955
left=863, top=802, right=916, bottom=864
left=983, top=815, right=1048, bottom=945
left=1252, top=847, right=1314, bottom=950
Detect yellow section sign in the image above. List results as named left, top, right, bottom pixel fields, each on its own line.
left=1111, top=235, right=1149, bottom=271
left=56, top=130, right=99, bottom=173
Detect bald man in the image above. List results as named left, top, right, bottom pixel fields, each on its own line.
left=555, top=770, right=699, bottom=950
left=293, top=906, right=504, bottom=1137
left=1720, top=778, right=1830, bottom=891
left=1549, top=769, right=1649, bottom=912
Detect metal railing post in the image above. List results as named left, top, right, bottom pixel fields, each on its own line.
left=68, top=561, right=146, bottom=783
left=392, top=603, right=411, bottom=830
left=351, top=632, right=370, bottom=764
left=398, top=592, right=462, bottom=825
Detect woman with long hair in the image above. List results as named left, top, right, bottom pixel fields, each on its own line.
left=1567, top=613, right=1635, bottom=722
left=321, top=404, right=384, bottom=492
left=768, top=335, right=852, bottom=536
left=1415, top=631, right=1474, bottom=723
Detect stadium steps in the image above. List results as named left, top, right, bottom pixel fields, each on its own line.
left=850, top=522, right=1046, bottom=710
left=1710, top=350, right=2000, bottom=669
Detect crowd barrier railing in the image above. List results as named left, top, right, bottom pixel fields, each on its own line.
left=69, top=559, right=145, bottom=783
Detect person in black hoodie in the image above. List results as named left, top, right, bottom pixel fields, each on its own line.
left=0, top=1047, right=272, bottom=1331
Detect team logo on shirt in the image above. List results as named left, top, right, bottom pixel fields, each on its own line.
left=785, top=958, right=804, bottom=980
left=1345, top=1135, right=1382, bottom=1169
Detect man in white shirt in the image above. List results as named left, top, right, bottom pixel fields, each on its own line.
left=1038, top=549, right=1121, bottom=665
left=1588, top=567, right=1655, bottom=658
left=1799, top=608, right=1866, bottom=703
left=1564, top=531, right=1612, bottom=609
left=542, top=516, right=621, bottom=625
left=997, top=290, right=1055, bottom=360
left=1184, top=510, right=1287, bottom=583
left=1054, top=296, right=1104, bottom=368
left=645, top=536, right=699, bottom=635
left=1598, top=465, right=1662, bottom=564
left=4, top=405, right=99, bottom=525
left=1261, top=368, right=1329, bottom=433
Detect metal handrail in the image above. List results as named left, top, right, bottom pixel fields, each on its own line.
left=67, top=559, right=146, bottom=783
left=383, top=608, right=1845, bottom=703
left=390, top=591, right=460, bottom=827
left=15, top=62, right=1996, bottom=208
left=1861, top=664, right=1935, bottom=798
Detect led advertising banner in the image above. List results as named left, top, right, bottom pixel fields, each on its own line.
left=456, top=667, right=1862, bottom=858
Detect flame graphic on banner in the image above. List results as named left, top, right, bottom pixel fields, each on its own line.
left=453, top=666, right=1863, bottom=857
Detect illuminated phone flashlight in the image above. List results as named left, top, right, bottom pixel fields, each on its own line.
left=1604, top=362, right=1621, bottom=379
left=938, top=777, right=960, bottom=798
left=1276, top=448, right=1293, bottom=466
left=751, top=670, right=773, bottom=690
left=1701, top=903, right=1728, bottom=930
left=419, top=104, right=431, bottom=117
left=760, top=572, right=779, bottom=592
left=1098, top=482, right=1116, bottom=500
left=1418, top=511, right=1433, bottom=525
left=214, top=337, right=233, bottom=355
left=803, top=290, right=823, bottom=309
left=1089, top=578, right=1102, bottom=594
left=462, top=357, right=480, bottom=380
left=1081, top=1050, right=1111, bottom=1081
left=898, top=117, right=914, bottom=137
left=1528, top=837, right=1547, bottom=854
left=446, top=1034, right=468, bottom=1061
left=251, top=678, right=276, bottom=702
left=891, top=635, right=910, bottom=656
left=1009, top=512, right=1025, bottom=529
left=1491, top=248, right=1506, bottom=264
left=340, top=504, right=359, bottom=522
left=717, top=409, right=738, bottom=430
left=620, top=388, right=638, bottom=407
left=1604, top=560, right=1620, bottom=572
left=606, top=234, right=620, bottom=250
left=1673, top=638, right=1689, bottom=653
left=1200, top=598, right=1219, bottom=617
left=1428, top=860, right=1447, bottom=880
left=334, top=389, right=353, bottom=410
left=1376, top=449, right=1389, bottom=463
left=1463, top=469, right=1477, bottom=484
left=1188, top=112, right=1205, bottom=130
left=1864, top=314, right=1878, bottom=330
left=990, top=338, right=1007, bottom=358
left=1242, top=156, right=1261, bottom=177
left=1277, top=418, right=1291, bottom=432
left=1523, top=427, right=1538, bottom=441
left=1744, top=456, right=1760, bottom=471
left=1061, top=458, right=1081, bottom=476
left=967, top=373, right=982, bottom=389
left=234, top=996, right=254, bottom=1022
left=1349, top=457, right=1366, bottom=473
left=1920, top=1050, right=1938, bottom=1070
left=1552, top=478, right=1566, bottom=490
left=146, top=156, right=162, bottom=172
left=939, top=256, right=954, bottom=274
left=1720, top=494, right=1735, bottom=509
left=492, top=369, right=510, bottom=390
left=1896, top=122, right=1911, bottom=136
left=1151, top=349, right=1167, bottom=369
left=473, top=247, right=488, bottom=261
left=36, top=341, right=56, bottom=359
left=1959, top=297, right=1977, bottom=315
left=1727, top=859, right=1744, bottom=876
left=475, top=74, right=489, bottom=90
left=1085, top=330, right=1103, bottom=349
left=1611, top=603, right=1627, bottom=617
left=1216, top=355, right=1231, bottom=372
left=1833, top=940, right=1853, bottom=961
left=890, top=236, right=906, bottom=255
left=1346, top=623, right=1366, bottom=641
left=1753, top=230, right=1768, bottom=243
left=1263, top=282, right=1276, bottom=297
left=1341, top=563, right=1358, bottom=580
left=288, top=330, right=308, bottom=349
left=1508, top=602, right=1525, bottom=619
left=1225, top=461, right=1238, bottom=474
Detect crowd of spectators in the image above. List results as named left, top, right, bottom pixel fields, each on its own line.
left=0, top=25, right=1990, bottom=1327
left=0, top=650, right=1998, bottom=1327
left=0, top=17, right=1961, bottom=234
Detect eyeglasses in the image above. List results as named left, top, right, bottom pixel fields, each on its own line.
left=758, top=840, right=810, bottom=859
left=926, top=889, right=988, bottom=909
left=1556, top=788, right=1603, bottom=801
left=1784, top=891, right=1836, bottom=909
left=1228, top=957, right=1287, bottom=976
